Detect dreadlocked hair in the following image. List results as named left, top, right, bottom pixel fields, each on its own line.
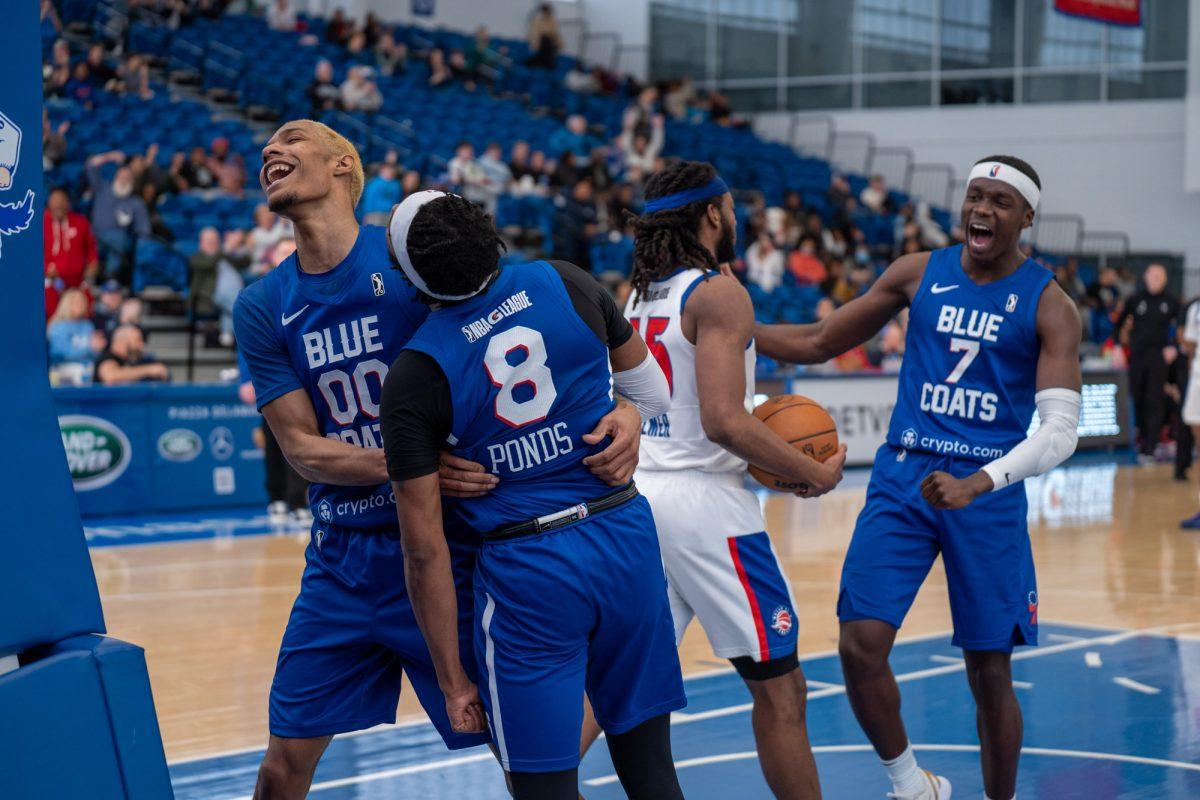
left=401, top=194, right=506, bottom=305
left=626, top=160, right=721, bottom=307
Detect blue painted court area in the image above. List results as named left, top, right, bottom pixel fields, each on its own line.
left=169, top=622, right=1200, bottom=799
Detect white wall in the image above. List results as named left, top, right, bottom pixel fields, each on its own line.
left=755, top=101, right=1200, bottom=275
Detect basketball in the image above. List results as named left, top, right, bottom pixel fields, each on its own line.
left=748, top=395, right=839, bottom=492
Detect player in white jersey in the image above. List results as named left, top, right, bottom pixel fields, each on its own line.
left=1180, top=298, right=1200, bottom=527
left=624, top=160, right=846, bottom=799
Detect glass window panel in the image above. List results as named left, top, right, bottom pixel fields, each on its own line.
left=786, top=0, right=853, bottom=77
left=1108, top=68, right=1186, bottom=100
left=857, top=0, right=935, bottom=73
left=940, top=0, right=1016, bottom=70
left=787, top=82, right=853, bottom=111
left=1022, top=73, right=1101, bottom=103
left=1108, top=2, right=1188, bottom=66
left=718, top=11, right=780, bottom=80
left=1023, top=0, right=1103, bottom=67
left=722, top=85, right=781, bottom=112
left=649, top=3, right=710, bottom=83
left=940, top=77, right=1014, bottom=105
left=864, top=78, right=932, bottom=107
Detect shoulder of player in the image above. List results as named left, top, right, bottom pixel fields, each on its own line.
left=683, top=271, right=752, bottom=318
left=1035, top=278, right=1081, bottom=333
left=232, top=268, right=283, bottom=321
left=881, top=250, right=931, bottom=290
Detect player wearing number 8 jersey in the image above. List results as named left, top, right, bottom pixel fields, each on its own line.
left=380, top=191, right=686, bottom=799
left=757, top=155, right=1083, bottom=800
left=233, top=120, right=642, bottom=799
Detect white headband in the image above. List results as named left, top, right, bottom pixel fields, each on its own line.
left=967, top=161, right=1040, bottom=210
left=387, top=190, right=493, bottom=302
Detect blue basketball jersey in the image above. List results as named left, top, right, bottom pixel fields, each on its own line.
left=234, top=225, right=429, bottom=528
left=886, top=244, right=1053, bottom=462
left=405, top=261, right=617, bottom=533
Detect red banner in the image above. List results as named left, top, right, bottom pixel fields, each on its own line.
left=1054, top=0, right=1141, bottom=25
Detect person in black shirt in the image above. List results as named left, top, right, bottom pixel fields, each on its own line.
left=1114, top=264, right=1180, bottom=461
left=94, top=325, right=169, bottom=385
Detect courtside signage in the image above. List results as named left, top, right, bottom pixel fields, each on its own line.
left=59, top=414, right=132, bottom=490
left=157, top=428, right=203, bottom=463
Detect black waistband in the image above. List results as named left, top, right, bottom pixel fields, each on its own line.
left=483, top=483, right=639, bottom=542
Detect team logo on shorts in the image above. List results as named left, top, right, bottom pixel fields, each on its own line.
left=371, top=272, right=386, bottom=296
left=1027, top=591, right=1038, bottom=625
left=1006, top=293, right=1019, bottom=313
left=317, top=499, right=332, bottom=523
left=901, top=427, right=918, bottom=449
left=770, top=606, right=794, bottom=636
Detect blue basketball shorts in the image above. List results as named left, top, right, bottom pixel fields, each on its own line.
left=473, top=494, right=687, bottom=773
left=840, top=444, right=1039, bottom=653
left=268, top=523, right=489, bottom=749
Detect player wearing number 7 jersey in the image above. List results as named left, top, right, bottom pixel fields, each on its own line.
left=233, top=121, right=642, bottom=799
left=380, top=191, right=686, bottom=799
left=756, top=155, right=1083, bottom=800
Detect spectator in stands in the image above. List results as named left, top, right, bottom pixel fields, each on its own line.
left=307, top=59, right=341, bottom=117
left=401, top=169, right=422, bottom=197
left=40, top=0, right=61, bottom=37
left=828, top=173, right=852, bottom=214
left=47, top=288, right=103, bottom=384
left=525, top=3, right=562, bottom=69
left=85, top=42, right=117, bottom=88
left=1115, top=263, right=1180, bottom=463
left=552, top=178, right=599, bottom=269
left=509, top=140, right=533, bottom=181
left=1086, top=265, right=1123, bottom=339
left=745, top=231, right=785, bottom=294
left=117, top=296, right=147, bottom=344
left=466, top=26, right=500, bottom=79
left=346, top=31, right=368, bottom=57
left=550, top=151, right=580, bottom=189
left=207, top=137, right=247, bottom=198
left=821, top=258, right=857, bottom=305
left=91, top=280, right=125, bottom=341
left=583, top=148, right=613, bottom=195
left=427, top=48, right=453, bottom=88
left=44, top=187, right=99, bottom=297
left=325, top=7, right=352, bottom=45
left=624, top=86, right=659, bottom=138
left=375, top=33, right=408, bottom=77
left=788, top=235, right=827, bottom=286
left=178, top=146, right=217, bottom=193
left=340, top=65, right=383, bottom=113
left=190, top=227, right=250, bottom=348
left=565, top=63, right=599, bottom=95
left=607, top=182, right=638, bottom=232
left=115, top=54, right=154, bottom=100
left=477, top=142, right=514, bottom=213
left=550, top=115, right=598, bottom=160
left=448, top=141, right=493, bottom=208
left=94, top=325, right=169, bottom=385
left=859, top=173, right=895, bottom=215
left=447, top=49, right=479, bottom=91
left=663, top=77, right=696, bottom=120
left=247, top=203, right=293, bottom=264
left=87, top=150, right=151, bottom=284
left=617, top=114, right=664, bottom=176
left=361, top=164, right=401, bottom=226
left=877, top=318, right=906, bottom=372
left=267, top=0, right=297, bottom=32
left=64, top=61, right=95, bottom=106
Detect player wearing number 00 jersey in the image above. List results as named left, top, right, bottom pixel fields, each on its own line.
left=757, top=155, right=1083, bottom=800
left=380, top=191, right=686, bottom=798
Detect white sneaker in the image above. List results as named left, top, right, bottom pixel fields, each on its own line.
left=887, top=770, right=952, bottom=800
left=267, top=501, right=289, bottom=525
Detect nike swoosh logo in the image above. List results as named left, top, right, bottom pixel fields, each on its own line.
left=281, top=305, right=310, bottom=326
left=930, top=283, right=959, bottom=294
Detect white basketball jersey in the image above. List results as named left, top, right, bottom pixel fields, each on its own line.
left=625, top=268, right=756, bottom=474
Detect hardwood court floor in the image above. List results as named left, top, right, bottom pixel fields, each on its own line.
left=88, top=461, right=1200, bottom=762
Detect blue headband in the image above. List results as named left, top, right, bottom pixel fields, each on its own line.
left=643, top=177, right=729, bottom=214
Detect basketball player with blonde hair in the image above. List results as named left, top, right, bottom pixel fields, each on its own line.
left=233, top=120, right=643, bottom=798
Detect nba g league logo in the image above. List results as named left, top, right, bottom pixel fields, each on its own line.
left=0, top=110, right=35, bottom=259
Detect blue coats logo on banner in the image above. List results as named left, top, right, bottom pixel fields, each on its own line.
left=0, top=109, right=35, bottom=259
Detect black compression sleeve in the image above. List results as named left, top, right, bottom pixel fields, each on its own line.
left=548, top=259, right=634, bottom=349
left=380, top=350, right=454, bottom=482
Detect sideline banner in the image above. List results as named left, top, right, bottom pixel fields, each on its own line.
left=0, top=0, right=105, bottom=652
left=55, top=384, right=267, bottom=517
left=1054, top=0, right=1141, bottom=26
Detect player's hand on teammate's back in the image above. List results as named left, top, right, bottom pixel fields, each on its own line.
left=444, top=681, right=487, bottom=734
left=796, top=444, right=847, bottom=498
left=438, top=452, right=499, bottom=498
left=920, top=470, right=993, bottom=510
left=581, top=400, right=642, bottom=486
